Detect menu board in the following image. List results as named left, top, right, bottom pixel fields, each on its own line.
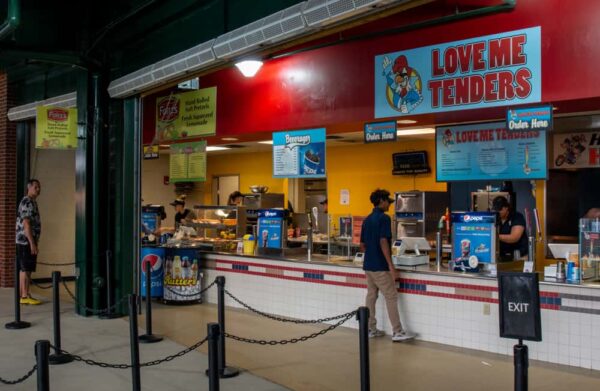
left=35, top=106, right=78, bottom=149
left=169, top=141, right=206, bottom=183
left=436, top=122, right=547, bottom=182
left=273, top=128, right=326, bottom=178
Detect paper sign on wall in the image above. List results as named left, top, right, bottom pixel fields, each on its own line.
left=35, top=106, right=78, bottom=149
left=169, top=141, right=206, bottom=183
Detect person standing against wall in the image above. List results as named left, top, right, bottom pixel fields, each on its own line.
left=15, top=179, right=42, bottom=305
left=360, top=189, right=414, bottom=342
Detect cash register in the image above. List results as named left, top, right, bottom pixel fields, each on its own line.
left=392, top=237, right=431, bottom=266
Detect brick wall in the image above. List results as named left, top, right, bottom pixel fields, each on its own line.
left=0, top=72, right=17, bottom=287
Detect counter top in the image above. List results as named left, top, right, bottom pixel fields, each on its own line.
left=198, top=249, right=600, bottom=288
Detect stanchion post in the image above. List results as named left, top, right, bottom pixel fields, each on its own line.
left=357, top=306, right=370, bottom=391
left=207, top=323, right=221, bottom=391
left=99, top=250, right=120, bottom=319
left=514, top=340, right=528, bottom=391
left=139, top=260, right=162, bottom=344
left=216, top=276, right=239, bottom=378
left=5, top=257, right=31, bottom=329
left=128, top=295, right=141, bottom=391
left=35, top=340, right=50, bottom=391
left=49, top=271, right=73, bottom=365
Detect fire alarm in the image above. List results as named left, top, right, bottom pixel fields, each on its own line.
left=163, top=176, right=170, bottom=185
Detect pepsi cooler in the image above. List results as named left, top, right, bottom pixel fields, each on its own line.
left=256, top=209, right=287, bottom=256
left=140, top=247, right=165, bottom=298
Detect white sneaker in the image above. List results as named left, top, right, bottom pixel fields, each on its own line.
left=392, top=331, right=415, bottom=342
left=368, top=329, right=385, bottom=338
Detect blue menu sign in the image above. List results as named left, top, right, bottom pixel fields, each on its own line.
left=273, top=128, right=326, bottom=178
left=507, top=105, right=553, bottom=132
left=364, top=121, right=397, bottom=143
left=436, top=121, right=547, bottom=181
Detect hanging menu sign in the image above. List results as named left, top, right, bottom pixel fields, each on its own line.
left=156, top=87, right=216, bottom=141
left=35, top=106, right=78, bottom=149
left=374, top=27, right=541, bottom=118
left=436, top=121, right=547, bottom=182
left=169, top=141, right=206, bottom=183
left=551, top=131, right=600, bottom=168
left=273, top=128, right=326, bottom=178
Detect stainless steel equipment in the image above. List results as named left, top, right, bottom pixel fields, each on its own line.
left=394, top=191, right=449, bottom=242
left=471, top=191, right=511, bottom=212
left=242, top=193, right=285, bottom=210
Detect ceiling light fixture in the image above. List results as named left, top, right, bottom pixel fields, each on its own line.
left=206, top=146, right=231, bottom=152
left=221, top=137, right=239, bottom=141
left=258, top=140, right=273, bottom=145
left=397, top=119, right=417, bottom=124
left=235, top=60, right=263, bottom=77
left=396, top=128, right=435, bottom=136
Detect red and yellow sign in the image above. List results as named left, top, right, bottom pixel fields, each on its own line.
left=156, top=87, right=217, bottom=141
left=35, top=106, right=78, bottom=149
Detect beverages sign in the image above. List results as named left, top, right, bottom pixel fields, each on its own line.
left=374, top=27, right=541, bottom=118
left=507, top=105, right=553, bottom=132
left=273, top=128, right=326, bottom=178
left=364, top=121, right=397, bottom=143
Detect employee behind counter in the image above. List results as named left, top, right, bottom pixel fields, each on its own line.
left=170, top=197, right=196, bottom=228
left=493, top=195, right=528, bottom=261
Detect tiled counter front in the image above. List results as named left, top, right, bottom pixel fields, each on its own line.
left=200, top=254, right=600, bottom=370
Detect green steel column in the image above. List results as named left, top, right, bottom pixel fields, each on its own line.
left=15, top=122, right=29, bottom=201
left=113, top=97, right=140, bottom=313
left=75, top=70, right=90, bottom=316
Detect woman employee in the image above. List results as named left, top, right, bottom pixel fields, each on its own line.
left=493, top=196, right=528, bottom=259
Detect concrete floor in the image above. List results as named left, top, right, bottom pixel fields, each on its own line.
left=3, top=284, right=600, bottom=390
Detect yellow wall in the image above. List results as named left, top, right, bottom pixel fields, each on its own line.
left=204, top=151, right=287, bottom=204
left=204, top=138, right=447, bottom=216
left=327, top=139, right=446, bottom=216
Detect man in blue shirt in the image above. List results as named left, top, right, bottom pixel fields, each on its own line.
left=360, top=189, right=414, bottom=342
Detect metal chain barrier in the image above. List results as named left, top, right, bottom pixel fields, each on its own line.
left=163, top=279, right=216, bottom=298
left=29, top=278, right=53, bottom=290
left=55, top=336, right=208, bottom=369
left=37, top=261, right=76, bottom=266
left=225, top=310, right=357, bottom=345
left=61, top=280, right=128, bottom=315
left=225, top=288, right=356, bottom=324
left=0, top=365, right=37, bottom=385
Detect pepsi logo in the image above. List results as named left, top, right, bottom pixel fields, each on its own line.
left=463, top=215, right=484, bottom=222
left=142, top=254, right=163, bottom=274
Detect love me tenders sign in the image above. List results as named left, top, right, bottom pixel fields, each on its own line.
left=374, top=27, right=541, bottom=118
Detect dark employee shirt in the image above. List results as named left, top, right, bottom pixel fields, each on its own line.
left=498, top=211, right=528, bottom=257
left=360, top=208, right=392, bottom=271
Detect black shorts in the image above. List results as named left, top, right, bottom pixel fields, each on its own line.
left=17, top=244, right=37, bottom=272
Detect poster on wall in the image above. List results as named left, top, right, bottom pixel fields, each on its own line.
left=436, top=121, right=547, bottom=182
left=35, top=106, right=78, bottom=149
left=273, top=128, right=326, bottom=178
left=374, top=27, right=541, bottom=118
left=169, top=141, right=206, bottom=183
left=156, top=87, right=216, bottom=141
left=551, top=131, right=600, bottom=168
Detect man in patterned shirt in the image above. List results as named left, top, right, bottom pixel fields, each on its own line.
left=15, top=179, right=42, bottom=305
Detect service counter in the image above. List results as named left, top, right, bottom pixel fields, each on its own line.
left=197, top=251, right=600, bottom=371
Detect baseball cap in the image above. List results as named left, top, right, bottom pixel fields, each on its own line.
left=170, top=198, right=185, bottom=206
left=319, top=198, right=328, bottom=205
left=492, top=196, right=509, bottom=212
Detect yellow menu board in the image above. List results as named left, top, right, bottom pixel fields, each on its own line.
left=157, top=87, right=217, bottom=141
left=169, top=141, right=206, bottom=182
left=35, top=106, right=78, bottom=149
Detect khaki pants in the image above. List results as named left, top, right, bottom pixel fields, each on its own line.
left=365, top=271, right=403, bottom=334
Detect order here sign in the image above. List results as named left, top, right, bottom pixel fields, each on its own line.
left=498, top=272, right=542, bottom=341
